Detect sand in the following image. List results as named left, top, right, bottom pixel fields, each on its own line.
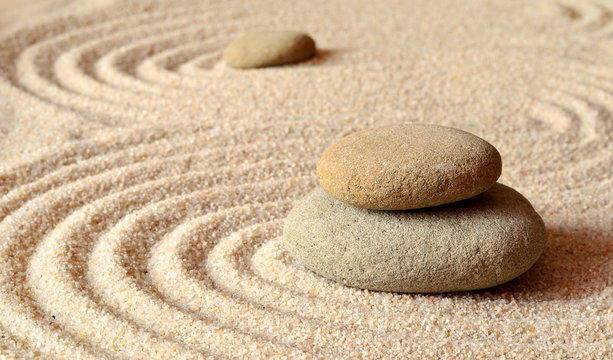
left=0, top=0, right=611, bottom=358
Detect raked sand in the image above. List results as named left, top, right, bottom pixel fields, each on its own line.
left=0, top=0, right=611, bottom=358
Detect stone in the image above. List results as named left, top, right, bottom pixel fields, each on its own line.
left=224, top=31, right=316, bottom=69
left=317, top=124, right=502, bottom=210
left=283, top=184, right=547, bottom=293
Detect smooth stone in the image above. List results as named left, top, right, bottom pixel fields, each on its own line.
left=224, top=31, right=316, bottom=69
left=317, top=124, right=502, bottom=210
left=283, top=184, right=547, bottom=293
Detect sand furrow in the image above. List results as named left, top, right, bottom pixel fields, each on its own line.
left=11, top=126, right=313, bottom=357
left=53, top=23, right=214, bottom=104
left=0, top=159, right=229, bottom=357
left=2, top=136, right=311, bottom=357
left=87, top=183, right=313, bottom=358
left=559, top=0, right=612, bottom=31
left=10, top=10, right=213, bottom=124
left=0, top=119, right=334, bottom=198
left=28, top=178, right=308, bottom=358
left=0, top=324, right=45, bottom=359
left=0, top=127, right=171, bottom=195
left=103, top=37, right=226, bottom=93
left=52, top=12, right=253, bottom=96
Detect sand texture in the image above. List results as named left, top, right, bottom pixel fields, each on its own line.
left=0, top=0, right=611, bottom=359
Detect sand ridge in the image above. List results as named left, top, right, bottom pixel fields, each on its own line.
left=0, top=0, right=611, bottom=358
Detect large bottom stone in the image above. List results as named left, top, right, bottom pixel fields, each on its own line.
left=283, top=184, right=547, bottom=293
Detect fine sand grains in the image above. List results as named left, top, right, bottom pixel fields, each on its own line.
left=0, top=0, right=612, bottom=359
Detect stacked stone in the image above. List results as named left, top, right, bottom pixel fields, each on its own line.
left=283, top=124, right=547, bottom=293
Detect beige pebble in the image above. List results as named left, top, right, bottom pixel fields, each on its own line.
left=317, top=124, right=502, bottom=210
left=224, top=31, right=316, bottom=69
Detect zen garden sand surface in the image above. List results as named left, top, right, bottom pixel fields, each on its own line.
left=0, top=0, right=612, bottom=359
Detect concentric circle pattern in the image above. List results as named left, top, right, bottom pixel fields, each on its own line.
left=0, top=0, right=611, bottom=358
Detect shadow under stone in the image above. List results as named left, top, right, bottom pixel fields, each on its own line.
left=469, top=225, right=612, bottom=301
left=300, top=48, right=351, bottom=66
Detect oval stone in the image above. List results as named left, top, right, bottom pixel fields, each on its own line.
left=283, top=184, right=547, bottom=293
left=317, top=124, right=502, bottom=210
left=224, top=31, right=316, bottom=69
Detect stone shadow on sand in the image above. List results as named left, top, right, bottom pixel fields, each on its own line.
left=469, top=225, right=612, bottom=301
left=299, top=48, right=350, bottom=66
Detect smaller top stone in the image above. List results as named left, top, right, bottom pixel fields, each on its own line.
left=224, top=31, right=316, bottom=69
left=317, top=124, right=502, bottom=210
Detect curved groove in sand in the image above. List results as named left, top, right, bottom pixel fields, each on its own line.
left=53, top=24, right=211, bottom=102
left=86, top=185, right=313, bottom=358
left=0, top=119, right=332, bottom=196
left=7, top=7, right=246, bottom=123
left=1, top=135, right=314, bottom=357
left=136, top=40, right=227, bottom=83
left=557, top=0, right=613, bottom=34
left=0, top=127, right=170, bottom=195
left=29, top=175, right=312, bottom=358
left=105, top=38, right=225, bottom=92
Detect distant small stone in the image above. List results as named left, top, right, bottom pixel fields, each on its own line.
left=317, top=124, right=502, bottom=210
left=224, top=31, right=316, bottom=69
left=283, top=184, right=547, bottom=293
